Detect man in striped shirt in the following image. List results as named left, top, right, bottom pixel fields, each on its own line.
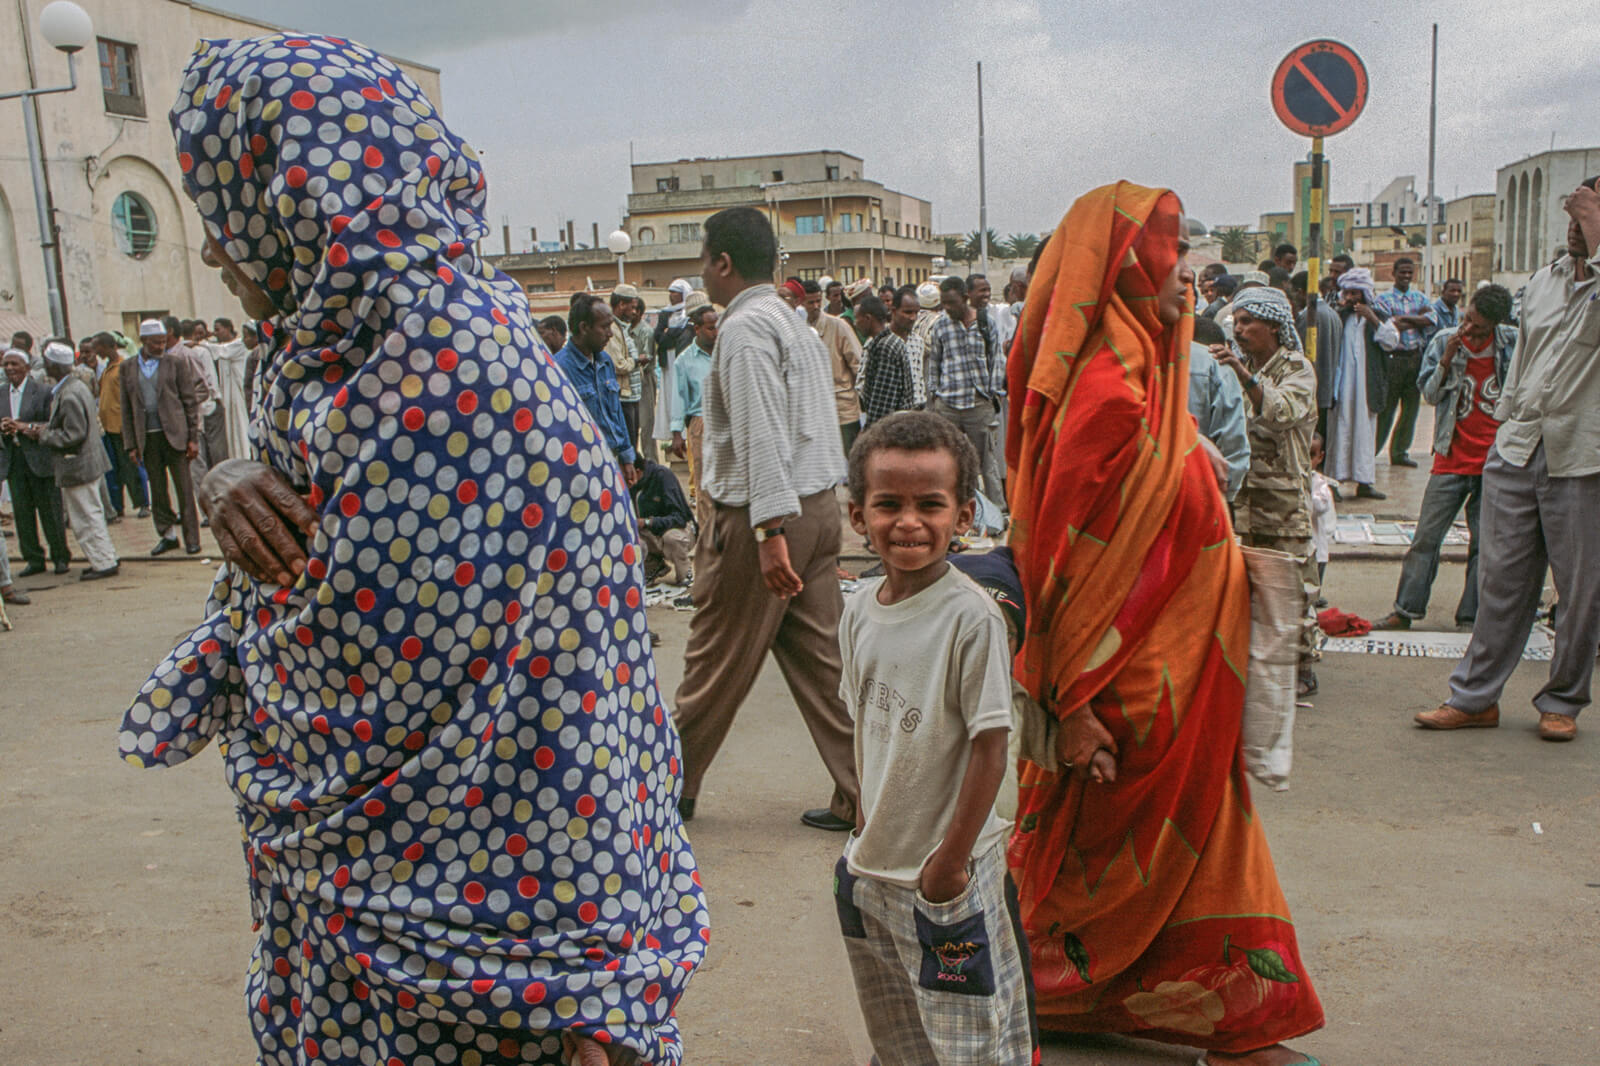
left=671, top=206, right=861, bottom=833
left=924, top=275, right=1004, bottom=502
left=855, top=293, right=916, bottom=426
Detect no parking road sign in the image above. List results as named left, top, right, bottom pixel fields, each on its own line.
left=1272, top=39, right=1368, bottom=137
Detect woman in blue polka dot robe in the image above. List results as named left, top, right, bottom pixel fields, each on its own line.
left=117, top=33, right=707, bottom=1066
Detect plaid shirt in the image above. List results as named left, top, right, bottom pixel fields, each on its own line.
left=925, top=311, right=1001, bottom=410
left=1375, top=285, right=1432, bottom=351
left=860, top=329, right=916, bottom=426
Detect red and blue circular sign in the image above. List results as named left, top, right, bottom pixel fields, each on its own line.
left=1272, top=40, right=1368, bottom=137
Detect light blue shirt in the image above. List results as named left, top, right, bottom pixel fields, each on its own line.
left=1424, top=296, right=1461, bottom=346
left=1187, top=343, right=1250, bottom=499
left=553, top=339, right=635, bottom=465
left=672, top=341, right=713, bottom=432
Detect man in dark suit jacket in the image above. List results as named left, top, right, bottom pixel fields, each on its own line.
left=120, top=320, right=203, bottom=555
left=2, top=348, right=69, bottom=575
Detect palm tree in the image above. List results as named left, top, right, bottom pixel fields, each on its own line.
left=964, top=228, right=1002, bottom=267
left=943, top=235, right=967, bottom=263
left=1218, top=226, right=1251, bottom=263
left=1004, top=233, right=1040, bottom=259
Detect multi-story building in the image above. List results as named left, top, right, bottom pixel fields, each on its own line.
left=1441, top=193, right=1495, bottom=289
left=1494, top=147, right=1600, bottom=287
left=0, top=0, right=440, bottom=339
left=1344, top=175, right=1443, bottom=229
left=490, top=150, right=943, bottom=298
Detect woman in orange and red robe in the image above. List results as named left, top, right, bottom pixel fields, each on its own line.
left=1005, top=182, right=1325, bottom=1065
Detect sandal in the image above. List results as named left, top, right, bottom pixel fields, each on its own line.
left=1296, top=670, right=1318, bottom=698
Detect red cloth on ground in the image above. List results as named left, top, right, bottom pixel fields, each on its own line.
left=1318, top=607, right=1372, bottom=636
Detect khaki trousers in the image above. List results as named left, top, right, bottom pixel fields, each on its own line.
left=686, top=415, right=706, bottom=521
left=61, top=480, right=118, bottom=572
left=673, top=489, right=860, bottom=820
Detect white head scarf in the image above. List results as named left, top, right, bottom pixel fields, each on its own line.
left=1337, top=267, right=1377, bottom=303
left=666, top=278, right=693, bottom=328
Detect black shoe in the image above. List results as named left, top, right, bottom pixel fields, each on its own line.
left=678, top=797, right=695, bottom=822
left=1297, top=669, right=1319, bottom=698
left=52, top=561, right=70, bottom=575
left=185, top=545, right=202, bottom=555
left=151, top=537, right=180, bottom=556
left=1355, top=484, right=1387, bottom=500
left=801, top=808, right=854, bottom=832
left=0, top=585, right=30, bottom=605
left=1392, top=455, right=1418, bottom=468
left=18, top=562, right=46, bottom=577
left=80, top=565, right=120, bottom=581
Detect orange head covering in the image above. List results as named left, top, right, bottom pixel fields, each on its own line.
left=1005, top=181, right=1205, bottom=714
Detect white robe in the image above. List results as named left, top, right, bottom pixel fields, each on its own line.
left=1325, top=314, right=1376, bottom=485
left=208, top=338, right=252, bottom=460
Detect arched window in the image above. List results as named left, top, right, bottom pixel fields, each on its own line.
left=637, top=227, right=655, bottom=245
left=1517, top=172, right=1531, bottom=271
left=1530, top=169, right=1544, bottom=268
left=1505, top=180, right=1519, bottom=274
left=111, top=191, right=157, bottom=258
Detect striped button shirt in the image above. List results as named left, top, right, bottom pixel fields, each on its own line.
left=701, top=284, right=847, bottom=526
left=925, top=310, right=1001, bottom=410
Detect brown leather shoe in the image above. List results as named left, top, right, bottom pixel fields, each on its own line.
left=1415, top=703, right=1500, bottom=730
left=1538, top=712, right=1577, bottom=742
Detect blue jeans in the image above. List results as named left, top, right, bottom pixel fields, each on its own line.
left=103, top=431, right=148, bottom=514
left=1394, top=472, right=1481, bottom=624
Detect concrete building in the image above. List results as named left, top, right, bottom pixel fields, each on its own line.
left=0, top=0, right=440, bottom=340
left=1441, top=193, right=1496, bottom=289
left=1494, top=147, right=1600, bottom=287
left=1345, top=175, right=1443, bottom=229
left=488, top=150, right=943, bottom=298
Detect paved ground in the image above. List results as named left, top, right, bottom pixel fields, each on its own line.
left=3, top=443, right=1599, bottom=1065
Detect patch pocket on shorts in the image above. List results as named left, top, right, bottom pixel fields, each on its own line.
left=914, top=906, right=995, bottom=996
left=833, top=856, right=865, bottom=939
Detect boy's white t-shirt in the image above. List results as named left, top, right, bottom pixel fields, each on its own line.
left=840, top=566, right=1014, bottom=887
left=1310, top=471, right=1337, bottom=564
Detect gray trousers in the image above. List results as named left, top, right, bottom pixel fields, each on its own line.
left=0, top=514, right=12, bottom=586
left=931, top=396, right=1004, bottom=506
left=1448, top=444, right=1600, bottom=719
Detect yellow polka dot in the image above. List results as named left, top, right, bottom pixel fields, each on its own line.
left=262, top=99, right=281, bottom=121
left=348, top=834, right=365, bottom=858
left=447, top=432, right=469, bottom=457
left=554, top=996, right=578, bottom=1020
left=216, top=161, right=234, bottom=185
left=385, top=725, right=408, bottom=746
left=344, top=114, right=368, bottom=133
left=536, top=573, right=554, bottom=596
left=277, top=193, right=296, bottom=217
left=487, top=684, right=504, bottom=704
left=429, top=807, right=450, bottom=826
left=274, top=926, right=292, bottom=948
left=508, top=911, right=530, bottom=932
left=594, top=747, right=611, bottom=770
left=529, top=461, right=549, bottom=485
left=384, top=252, right=409, bottom=271
left=570, top=499, right=590, bottom=524
left=559, top=628, right=580, bottom=652
left=389, top=538, right=411, bottom=564
left=428, top=494, right=450, bottom=520
left=454, top=736, right=475, bottom=759
left=150, top=688, right=172, bottom=709
left=367, top=460, right=389, bottom=486
left=486, top=502, right=504, bottom=527
left=431, top=703, right=451, bottom=725
left=554, top=880, right=576, bottom=903
left=639, top=751, right=653, bottom=773
left=317, top=584, right=335, bottom=605
left=468, top=849, right=489, bottom=873
left=493, top=325, right=511, bottom=344
left=604, top=873, right=621, bottom=895
left=344, top=751, right=361, bottom=776
left=491, top=388, right=512, bottom=413
left=606, top=1008, right=626, bottom=1026
left=567, top=818, right=587, bottom=840
left=290, top=61, right=315, bottom=76
left=418, top=582, right=438, bottom=608
left=400, top=375, right=423, bottom=398
left=470, top=626, right=491, bottom=650
left=513, top=799, right=533, bottom=823
left=393, top=662, right=412, bottom=685
left=329, top=160, right=351, bottom=181
left=416, top=233, right=440, bottom=250
left=505, top=564, right=525, bottom=588
left=495, top=737, right=518, bottom=760
left=428, top=316, right=451, bottom=338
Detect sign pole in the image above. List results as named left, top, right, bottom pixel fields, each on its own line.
left=1306, top=135, right=1324, bottom=372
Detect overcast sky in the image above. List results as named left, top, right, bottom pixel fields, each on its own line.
left=201, top=0, right=1600, bottom=251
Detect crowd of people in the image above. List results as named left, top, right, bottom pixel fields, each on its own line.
left=1, top=316, right=259, bottom=607
left=7, top=24, right=1596, bottom=1066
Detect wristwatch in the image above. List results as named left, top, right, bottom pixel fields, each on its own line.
left=1243, top=375, right=1261, bottom=391
left=755, top=525, right=786, bottom=542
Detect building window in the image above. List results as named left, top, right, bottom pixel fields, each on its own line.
left=111, top=191, right=157, bottom=258
left=855, top=213, right=863, bottom=232
left=656, top=176, right=679, bottom=192
left=701, top=174, right=714, bottom=189
left=796, top=215, right=825, bottom=235
left=839, top=214, right=853, bottom=233
left=637, top=227, right=655, bottom=244
left=798, top=267, right=824, bottom=281
left=771, top=170, right=783, bottom=182
left=826, top=165, right=840, bottom=181
left=894, top=221, right=901, bottom=236
left=668, top=222, right=701, bottom=243
left=98, top=38, right=144, bottom=118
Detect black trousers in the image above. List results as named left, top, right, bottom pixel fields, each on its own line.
left=1376, top=349, right=1423, bottom=460
left=144, top=430, right=201, bottom=550
left=8, top=464, right=67, bottom=568
left=621, top=401, right=640, bottom=456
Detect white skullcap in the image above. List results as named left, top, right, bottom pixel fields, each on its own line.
left=1, top=347, right=26, bottom=363
left=138, top=319, right=165, bottom=337
left=916, top=282, right=941, bottom=309
left=42, top=341, right=75, bottom=367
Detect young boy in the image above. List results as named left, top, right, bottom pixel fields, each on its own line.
left=1309, top=433, right=1336, bottom=606
left=833, top=411, right=1037, bottom=1066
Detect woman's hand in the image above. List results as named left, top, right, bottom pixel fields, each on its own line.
left=563, top=1032, right=632, bottom=1065
left=199, top=458, right=318, bottom=585
left=1054, top=706, right=1119, bottom=784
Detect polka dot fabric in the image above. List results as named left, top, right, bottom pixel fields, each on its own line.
left=117, top=34, right=707, bottom=1065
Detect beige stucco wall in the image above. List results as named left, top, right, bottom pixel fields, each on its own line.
left=0, top=0, right=440, bottom=337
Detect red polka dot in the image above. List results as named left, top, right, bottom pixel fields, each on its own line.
left=456, top=391, right=478, bottom=415
left=361, top=85, right=383, bottom=101
left=327, top=243, right=348, bottom=268
left=348, top=676, right=366, bottom=697
left=296, top=626, right=314, bottom=646
left=327, top=912, right=345, bottom=934
left=513, top=409, right=533, bottom=432
left=456, top=479, right=477, bottom=504
left=289, top=90, right=315, bottom=110
left=436, top=349, right=458, bottom=371
left=305, top=1038, right=319, bottom=1057
left=306, top=558, right=327, bottom=580
left=492, top=308, right=509, bottom=324
left=396, top=991, right=415, bottom=1010
left=625, top=588, right=641, bottom=609
left=178, top=152, right=193, bottom=173
left=504, top=601, right=522, bottom=624
left=521, top=503, right=543, bottom=527
left=581, top=692, right=596, bottom=713
left=438, top=265, right=455, bottom=284
left=340, top=493, right=360, bottom=517
left=353, top=720, right=372, bottom=742
left=522, top=981, right=545, bottom=1003
left=597, top=587, right=610, bottom=607
left=506, top=833, right=527, bottom=856
left=379, top=77, right=396, bottom=96
left=600, top=490, right=612, bottom=510
left=562, top=442, right=579, bottom=464
left=578, top=901, right=598, bottom=923
left=463, top=882, right=486, bottom=905
left=643, top=984, right=660, bottom=1004
left=528, top=655, right=549, bottom=678
left=453, top=561, right=474, bottom=586
left=364, top=145, right=384, bottom=168
left=622, top=544, right=636, bottom=565
left=311, top=714, right=329, bottom=734
left=250, top=134, right=268, bottom=155
left=330, top=214, right=350, bottom=234
left=400, top=636, right=423, bottom=660
left=285, top=165, right=307, bottom=189
left=402, top=407, right=425, bottom=432
left=354, top=589, right=376, bottom=611
left=376, top=229, right=401, bottom=248
left=467, top=657, right=488, bottom=681
left=404, top=730, right=426, bottom=751
left=463, top=786, right=483, bottom=807
left=548, top=549, right=567, bottom=570
left=617, top=662, right=631, bottom=684
left=403, top=843, right=424, bottom=861
left=576, top=795, right=596, bottom=817
left=533, top=747, right=555, bottom=770
left=447, top=241, right=466, bottom=258
left=332, top=866, right=350, bottom=888
left=214, top=85, right=232, bottom=109
left=274, top=957, right=291, bottom=977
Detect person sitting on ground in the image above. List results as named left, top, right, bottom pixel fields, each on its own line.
left=630, top=455, right=695, bottom=587
left=1377, top=283, right=1516, bottom=632
left=1212, top=286, right=1322, bottom=697
left=834, top=410, right=1036, bottom=1066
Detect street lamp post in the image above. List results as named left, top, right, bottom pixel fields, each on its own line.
left=606, top=228, right=631, bottom=285
left=0, top=2, right=94, bottom=338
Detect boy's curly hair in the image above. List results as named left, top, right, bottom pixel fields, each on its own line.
left=847, top=411, right=980, bottom=505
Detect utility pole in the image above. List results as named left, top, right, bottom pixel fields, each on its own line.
left=1425, top=23, right=1438, bottom=294
left=977, top=61, right=988, bottom=277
